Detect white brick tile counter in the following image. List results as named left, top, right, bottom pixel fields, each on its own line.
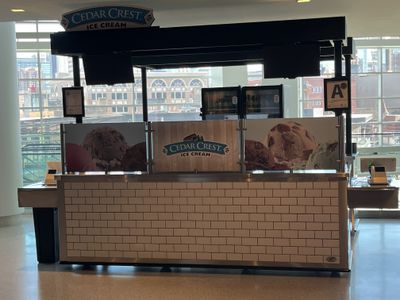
left=58, top=173, right=349, bottom=271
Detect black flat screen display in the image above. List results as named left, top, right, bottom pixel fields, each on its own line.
left=83, top=54, right=134, bottom=85
left=264, top=43, right=320, bottom=79
left=201, top=86, right=241, bottom=120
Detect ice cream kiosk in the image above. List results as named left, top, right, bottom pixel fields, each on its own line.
left=18, top=13, right=352, bottom=272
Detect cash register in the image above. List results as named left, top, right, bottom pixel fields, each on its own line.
left=44, top=161, right=62, bottom=186
left=368, top=165, right=388, bottom=185
left=348, top=158, right=398, bottom=233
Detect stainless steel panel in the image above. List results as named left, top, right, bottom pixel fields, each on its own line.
left=57, top=172, right=347, bottom=184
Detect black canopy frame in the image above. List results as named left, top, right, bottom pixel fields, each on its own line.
left=50, top=16, right=354, bottom=155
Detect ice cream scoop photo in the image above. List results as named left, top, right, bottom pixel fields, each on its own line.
left=65, top=143, right=97, bottom=172
left=245, top=139, right=276, bottom=170
left=83, top=126, right=128, bottom=171
left=266, top=121, right=317, bottom=163
left=122, top=142, right=147, bottom=171
left=306, top=141, right=339, bottom=170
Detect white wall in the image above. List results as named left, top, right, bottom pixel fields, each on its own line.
left=0, top=22, right=23, bottom=217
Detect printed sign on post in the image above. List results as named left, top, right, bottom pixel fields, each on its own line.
left=62, top=87, right=85, bottom=117
left=324, top=77, right=350, bottom=111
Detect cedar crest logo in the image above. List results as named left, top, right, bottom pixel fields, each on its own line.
left=61, top=6, right=154, bottom=31
left=163, top=134, right=229, bottom=157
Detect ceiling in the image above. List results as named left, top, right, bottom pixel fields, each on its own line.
left=1, top=0, right=400, bottom=37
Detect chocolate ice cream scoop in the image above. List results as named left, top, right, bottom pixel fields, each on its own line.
left=83, top=126, right=128, bottom=170
left=245, top=139, right=276, bottom=170
left=122, top=142, right=147, bottom=171
left=266, top=121, right=317, bottom=162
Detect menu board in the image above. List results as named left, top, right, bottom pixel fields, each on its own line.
left=201, top=87, right=241, bottom=120
left=62, top=87, right=85, bottom=117
left=152, top=120, right=240, bottom=172
left=244, top=117, right=341, bottom=171
left=243, top=85, right=283, bottom=119
left=63, top=123, right=146, bottom=172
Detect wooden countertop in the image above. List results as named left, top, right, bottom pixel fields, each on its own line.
left=348, top=177, right=400, bottom=190
left=18, top=183, right=59, bottom=208
left=348, top=177, right=399, bottom=209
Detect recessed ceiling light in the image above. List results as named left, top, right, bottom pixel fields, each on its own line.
left=297, top=0, right=311, bottom=3
left=11, top=8, right=25, bottom=13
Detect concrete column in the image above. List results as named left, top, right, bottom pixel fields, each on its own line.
left=0, top=22, right=23, bottom=217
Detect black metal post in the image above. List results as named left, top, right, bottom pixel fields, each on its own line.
left=141, top=67, right=148, bottom=122
left=333, top=40, right=343, bottom=118
left=334, top=40, right=343, bottom=78
left=345, top=54, right=352, bottom=156
left=72, top=56, right=83, bottom=124
left=344, top=37, right=355, bottom=157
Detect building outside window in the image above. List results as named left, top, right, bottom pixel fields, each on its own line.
left=150, top=79, right=167, bottom=102
left=185, top=79, right=204, bottom=112
left=170, top=79, right=186, bottom=104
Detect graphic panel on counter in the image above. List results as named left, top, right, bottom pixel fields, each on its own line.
left=245, top=117, right=340, bottom=171
left=64, top=123, right=146, bottom=172
left=152, top=120, right=240, bottom=173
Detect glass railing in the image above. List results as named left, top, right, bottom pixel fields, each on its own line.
left=21, top=142, right=61, bottom=185
left=352, top=132, right=400, bottom=148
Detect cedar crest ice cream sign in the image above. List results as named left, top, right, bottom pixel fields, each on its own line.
left=61, top=5, right=155, bottom=31
left=163, top=134, right=229, bottom=157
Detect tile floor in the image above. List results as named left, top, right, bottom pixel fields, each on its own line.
left=0, top=214, right=399, bottom=300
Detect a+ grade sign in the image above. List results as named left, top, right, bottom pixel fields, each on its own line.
left=324, top=77, right=350, bottom=111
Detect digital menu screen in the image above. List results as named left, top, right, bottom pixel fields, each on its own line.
left=243, top=85, right=283, bottom=119
left=201, top=86, right=241, bottom=120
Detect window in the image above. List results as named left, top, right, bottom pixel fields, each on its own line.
left=186, top=79, right=204, bottom=111
left=382, top=48, right=400, bottom=72
left=351, top=43, right=400, bottom=148
left=150, top=79, right=167, bottom=102
left=312, top=87, right=322, bottom=93
left=298, top=40, right=400, bottom=150
left=171, top=79, right=186, bottom=102
left=133, top=80, right=143, bottom=105
left=112, top=106, right=128, bottom=113
left=17, top=22, right=214, bottom=183
left=112, top=92, right=126, bottom=100
left=90, top=92, right=106, bottom=104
